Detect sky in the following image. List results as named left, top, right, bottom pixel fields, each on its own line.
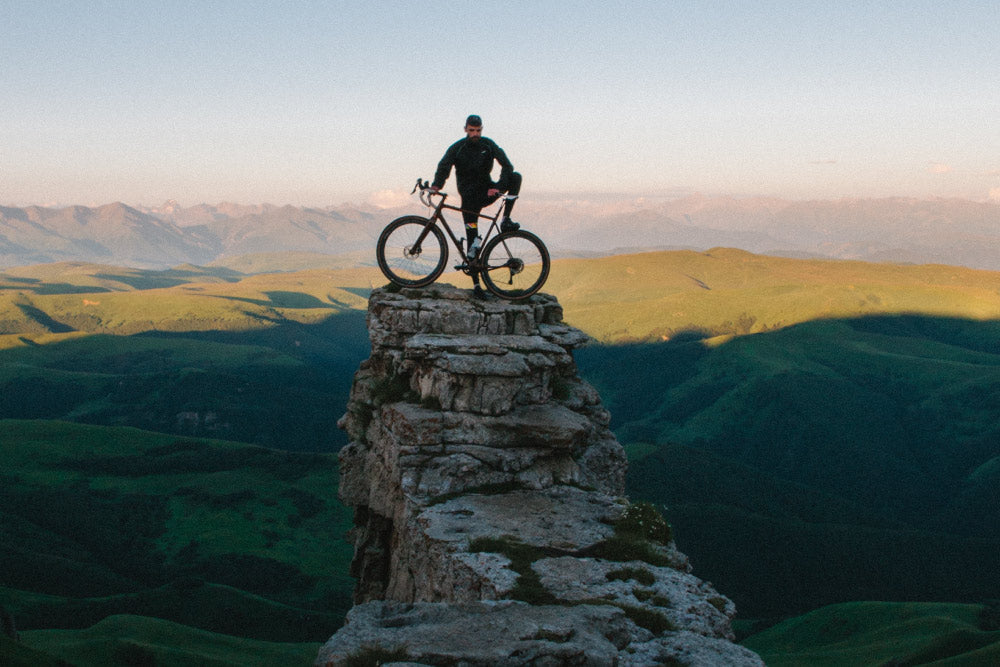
left=3, top=0, right=1000, bottom=208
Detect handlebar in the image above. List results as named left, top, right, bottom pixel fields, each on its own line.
left=412, top=178, right=445, bottom=207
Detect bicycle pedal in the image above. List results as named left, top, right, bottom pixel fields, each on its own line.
left=454, top=263, right=469, bottom=271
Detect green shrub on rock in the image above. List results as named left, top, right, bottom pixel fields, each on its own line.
left=617, top=501, right=672, bottom=544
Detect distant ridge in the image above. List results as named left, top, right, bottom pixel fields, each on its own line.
left=0, top=202, right=378, bottom=269
left=3, top=195, right=1000, bottom=271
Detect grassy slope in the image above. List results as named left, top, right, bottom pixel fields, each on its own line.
left=547, top=247, right=1000, bottom=342
left=742, top=601, right=1000, bottom=666
left=5, top=250, right=1000, bottom=663
left=0, top=264, right=380, bottom=342
left=0, top=264, right=378, bottom=451
left=1, top=264, right=377, bottom=660
left=574, top=317, right=1000, bottom=617
left=207, top=249, right=375, bottom=273
left=0, top=633, right=65, bottom=667
left=546, top=249, right=1000, bottom=661
left=22, top=614, right=320, bottom=667
left=1, top=419, right=353, bottom=646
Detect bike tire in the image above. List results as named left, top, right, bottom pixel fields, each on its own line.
left=376, top=216, right=448, bottom=287
left=480, top=230, right=550, bottom=300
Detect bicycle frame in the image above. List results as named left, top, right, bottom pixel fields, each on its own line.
left=414, top=182, right=505, bottom=266
left=377, top=179, right=549, bottom=298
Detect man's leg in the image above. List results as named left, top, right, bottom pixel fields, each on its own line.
left=501, top=172, right=522, bottom=231
left=462, top=207, right=482, bottom=258
left=461, top=205, right=486, bottom=296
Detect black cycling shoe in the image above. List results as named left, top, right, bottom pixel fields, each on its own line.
left=500, top=218, right=520, bottom=233
left=473, top=286, right=489, bottom=300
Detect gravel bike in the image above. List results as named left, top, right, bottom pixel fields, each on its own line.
left=376, top=179, right=550, bottom=299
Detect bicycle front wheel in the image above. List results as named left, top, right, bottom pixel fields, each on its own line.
left=376, top=216, right=448, bottom=287
left=480, top=230, right=550, bottom=299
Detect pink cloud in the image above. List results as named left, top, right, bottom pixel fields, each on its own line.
left=928, top=162, right=952, bottom=174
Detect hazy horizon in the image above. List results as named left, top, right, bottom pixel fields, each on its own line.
left=6, top=188, right=1000, bottom=214
left=4, top=2, right=1000, bottom=208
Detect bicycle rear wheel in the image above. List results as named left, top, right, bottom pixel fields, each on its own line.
left=376, top=216, right=448, bottom=287
left=480, top=230, right=550, bottom=299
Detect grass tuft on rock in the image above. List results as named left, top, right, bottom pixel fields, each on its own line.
left=468, top=536, right=558, bottom=604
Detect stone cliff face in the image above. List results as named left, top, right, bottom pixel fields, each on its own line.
left=317, top=285, right=762, bottom=666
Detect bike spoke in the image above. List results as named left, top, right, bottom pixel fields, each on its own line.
left=377, top=217, right=447, bottom=287
left=480, top=231, right=549, bottom=299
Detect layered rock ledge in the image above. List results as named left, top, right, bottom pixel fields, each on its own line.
left=317, top=285, right=762, bottom=666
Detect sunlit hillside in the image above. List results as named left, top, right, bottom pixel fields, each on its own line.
left=555, top=251, right=1000, bottom=628
left=544, top=248, right=1000, bottom=342
left=4, top=249, right=1000, bottom=665
left=0, top=263, right=383, bottom=347
left=0, top=263, right=381, bottom=451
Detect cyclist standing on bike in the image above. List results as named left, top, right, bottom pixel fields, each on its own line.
left=430, top=114, right=521, bottom=296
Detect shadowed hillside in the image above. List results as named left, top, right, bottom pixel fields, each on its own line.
left=1, top=265, right=379, bottom=451
left=1, top=420, right=354, bottom=658
left=742, top=601, right=1000, bottom=666
left=4, top=250, right=1000, bottom=663
left=16, top=614, right=322, bottom=667
left=575, top=314, right=1000, bottom=618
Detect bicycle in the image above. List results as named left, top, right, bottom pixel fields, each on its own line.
left=375, top=179, right=550, bottom=300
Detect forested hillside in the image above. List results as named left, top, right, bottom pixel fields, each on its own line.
left=550, top=249, right=1000, bottom=619
left=1, top=264, right=377, bottom=451
left=3, top=250, right=1000, bottom=664
left=576, top=316, right=1000, bottom=617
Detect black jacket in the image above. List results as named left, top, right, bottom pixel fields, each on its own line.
left=432, top=137, right=514, bottom=204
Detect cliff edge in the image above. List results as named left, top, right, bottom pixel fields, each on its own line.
left=317, top=285, right=762, bottom=666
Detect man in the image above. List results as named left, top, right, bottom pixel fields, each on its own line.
left=430, top=114, right=521, bottom=297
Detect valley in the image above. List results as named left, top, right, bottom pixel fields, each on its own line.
left=2, top=249, right=1000, bottom=665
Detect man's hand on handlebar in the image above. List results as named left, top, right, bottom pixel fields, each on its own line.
left=487, top=188, right=500, bottom=197
left=413, top=178, right=444, bottom=207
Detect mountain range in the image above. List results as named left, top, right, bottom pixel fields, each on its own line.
left=0, top=202, right=380, bottom=270
left=3, top=195, right=1000, bottom=271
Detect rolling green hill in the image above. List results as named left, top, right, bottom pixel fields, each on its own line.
left=0, top=263, right=380, bottom=343
left=19, top=614, right=321, bottom=667
left=742, top=601, right=1000, bottom=666
left=1, top=420, right=354, bottom=650
left=575, top=315, right=1000, bottom=617
left=5, top=250, right=1000, bottom=663
left=547, top=247, right=1000, bottom=342
left=207, top=249, right=375, bottom=274
left=1, top=264, right=379, bottom=451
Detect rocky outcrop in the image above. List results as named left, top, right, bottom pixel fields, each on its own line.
left=317, top=285, right=762, bottom=666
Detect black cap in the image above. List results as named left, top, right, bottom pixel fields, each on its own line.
left=465, top=114, right=482, bottom=127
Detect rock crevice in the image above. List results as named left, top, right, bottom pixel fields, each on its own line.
left=318, top=285, right=762, bottom=666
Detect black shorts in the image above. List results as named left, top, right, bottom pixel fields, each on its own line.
left=460, top=172, right=522, bottom=226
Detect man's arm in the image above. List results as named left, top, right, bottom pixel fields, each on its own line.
left=491, top=140, right=515, bottom=192
left=431, top=141, right=460, bottom=190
